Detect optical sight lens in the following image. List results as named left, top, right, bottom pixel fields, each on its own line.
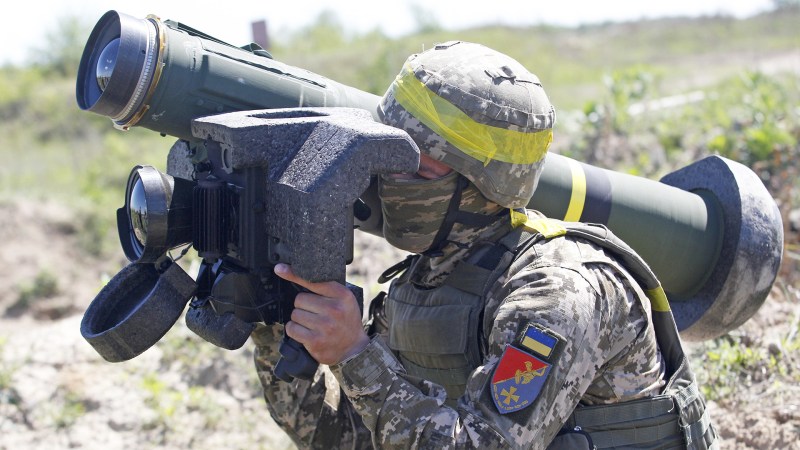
left=96, top=38, right=120, bottom=92
left=129, top=178, right=148, bottom=246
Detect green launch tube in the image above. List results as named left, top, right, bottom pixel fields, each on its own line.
left=531, top=154, right=723, bottom=299
left=529, top=153, right=783, bottom=340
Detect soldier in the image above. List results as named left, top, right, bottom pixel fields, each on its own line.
left=252, top=41, right=717, bottom=449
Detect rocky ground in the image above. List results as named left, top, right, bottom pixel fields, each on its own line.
left=1, top=198, right=798, bottom=449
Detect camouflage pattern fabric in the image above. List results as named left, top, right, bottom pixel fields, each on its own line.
left=252, top=207, right=667, bottom=449
left=379, top=171, right=459, bottom=254
left=379, top=173, right=507, bottom=259
left=252, top=324, right=373, bottom=449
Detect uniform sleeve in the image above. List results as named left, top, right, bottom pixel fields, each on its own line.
left=330, top=264, right=641, bottom=449
left=251, top=324, right=373, bottom=449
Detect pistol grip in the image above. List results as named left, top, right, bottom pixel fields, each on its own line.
left=274, top=335, right=318, bottom=382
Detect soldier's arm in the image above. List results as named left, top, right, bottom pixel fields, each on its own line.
left=251, top=324, right=373, bottom=449
left=330, top=265, right=623, bottom=449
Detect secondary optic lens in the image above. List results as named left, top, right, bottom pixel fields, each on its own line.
left=96, top=38, right=120, bottom=92
left=129, top=178, right=148, bottom=246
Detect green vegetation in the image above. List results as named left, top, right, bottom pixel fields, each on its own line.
left=17, top=269, right=59, bottom=302
left=0, top=337, right=30, bottom=430
left=130, top=322, right=263, bottom=444
left=141, top=373, right=184, bottom=431
left=50, top=389, right=88, bottom=430
left=9, top=270, right=61, bottom=316
left=696, top=299, right=800, bottom=404
left=0, top=337, right=14, bottom=391
left=273, top=8, right=800, bottom=109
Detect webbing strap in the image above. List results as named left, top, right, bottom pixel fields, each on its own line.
left=445, top=224, right=538, bottom=296
left=674, top=382, right=701, bottom=411
left=568, top=386, right=716, bottom=449
left=446, top=263, right=495, bottom=296
left=586, top=418, right=682, bottom=448
left=569, top=396, right=676, bottom=427
left=422, top=174, right=470, bottom=257
left=683, top=405, right=714, bottom=449
left=673, top=382, right=714, bottom=449
left=563, top=227, right=660, bottom=291
left=378, top=254, right=416, bottom=284
left=514, top=215, right=668, bottom=307
left=498, top=224, right=537, bottom=255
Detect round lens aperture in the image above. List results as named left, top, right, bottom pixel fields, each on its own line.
left=76, top=11, right=162, bottom=127
left=96, top=37, right=120, bottom=92
left=118, top=164, right=195, bottom=264
left=129, top=177, right=148, bottom=246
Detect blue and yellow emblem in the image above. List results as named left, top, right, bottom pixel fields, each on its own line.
left=519, top=325, right=559, bottom=359
left=491, top=346, right=551, bottom=414
left=491, top=324, right=562, bottom=414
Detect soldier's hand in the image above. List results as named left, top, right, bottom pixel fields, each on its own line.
left=274, top=263, right=370, bottom=365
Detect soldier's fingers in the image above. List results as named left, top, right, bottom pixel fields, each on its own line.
left=293, top=292, right=331, bottom=315
left=274, top=263, right=353, bottom=300
left=293, top=292, right=356, bottom=328
left=290, top=304, right=323, bottom=329
left=284, top=320, right=315, bottom=345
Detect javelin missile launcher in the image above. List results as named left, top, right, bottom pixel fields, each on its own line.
left=76, top=10, right=783, bottom=378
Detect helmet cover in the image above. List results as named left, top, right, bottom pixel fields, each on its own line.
left=379, top=41, right=556, bottom=208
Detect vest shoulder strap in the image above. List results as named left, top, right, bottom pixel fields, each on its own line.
left=519, top=215, right=671, bottom=313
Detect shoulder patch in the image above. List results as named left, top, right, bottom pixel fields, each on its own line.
left=491, top=346, right=552, bottom=414
left=517, top=323, right=564, bottom=362
left=489, top=323, right=566, bottom=415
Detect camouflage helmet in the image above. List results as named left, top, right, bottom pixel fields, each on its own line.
left=378, top=41, right=556, bottom=209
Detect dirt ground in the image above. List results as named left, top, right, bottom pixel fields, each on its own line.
left=1, top=197, right=798, bottom=449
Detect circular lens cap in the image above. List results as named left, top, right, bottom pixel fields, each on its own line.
left=80, top=262, right=197, bottom=362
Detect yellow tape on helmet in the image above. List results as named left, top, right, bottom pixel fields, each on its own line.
left=392, top=65, right=552, bottom=166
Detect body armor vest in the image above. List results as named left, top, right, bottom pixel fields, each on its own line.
left=380, top=217, right=718, bottom=449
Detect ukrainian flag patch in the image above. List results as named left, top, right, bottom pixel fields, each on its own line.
left=519, top=324, right=561, bottom=360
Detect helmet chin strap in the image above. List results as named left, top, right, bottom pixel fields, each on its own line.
left=422, top=174, right=503, bottom=257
